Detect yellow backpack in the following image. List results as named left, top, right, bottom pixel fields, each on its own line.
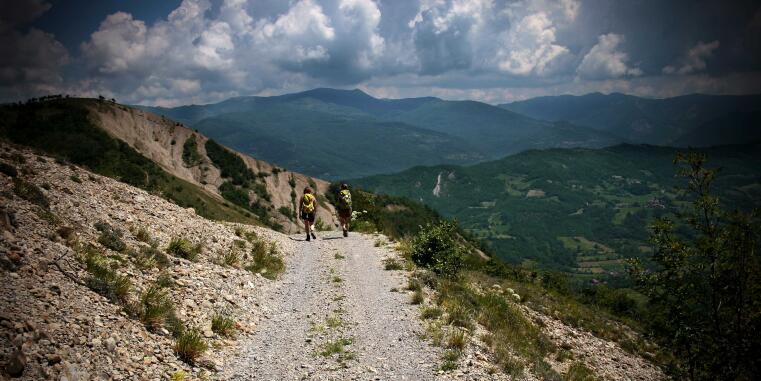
left=302, top=193, right=316, bottom=213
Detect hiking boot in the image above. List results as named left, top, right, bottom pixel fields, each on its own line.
left=306, top=233, right=311, bottom=242
left=343, top=229, right=348, bottom=237
left=311, top=232, right=317, bottom=240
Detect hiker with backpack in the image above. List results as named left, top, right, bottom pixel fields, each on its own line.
left=300, top=187, right=318, bottom=241
left=337, top=184, right=352, bottom=237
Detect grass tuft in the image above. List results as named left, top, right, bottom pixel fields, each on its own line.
left=565, top=362, right=597, bottom=381
left=166, top=237, right=202, bottom=261
left=82, top=248, right=131, bottom=303
left=211, top=312, right=237, bottom=337
left=137, top=285, right=175, bottom=330
left=174, top=328, right=208, bottom=364
left=246, top=240, right=284, bottom=279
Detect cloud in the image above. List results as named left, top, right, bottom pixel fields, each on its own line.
left=577, top=33, right=642, bottom=79
left=0, top=0, right=68, bottom=100
left=0, top=0, right=51, bottom=32
left=1, top=0, right=759, bottom=105
left=495, top=12, right=570, bottom=76
left=662, top=40, right=720, bottom=75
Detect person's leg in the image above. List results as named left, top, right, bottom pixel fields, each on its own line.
left=304, top=219, right=310, bottom=241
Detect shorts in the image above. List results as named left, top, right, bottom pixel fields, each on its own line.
left=337, top=208, right=352, bottom=219
left=301, top=211, right=315, bottom=222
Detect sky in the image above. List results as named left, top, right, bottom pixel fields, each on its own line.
left=2, top=0, right=761, bottom=106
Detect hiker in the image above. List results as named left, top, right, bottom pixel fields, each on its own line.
left=300, top=187, right=318, bottom=241
left=336, top=184, right=352, bottom=237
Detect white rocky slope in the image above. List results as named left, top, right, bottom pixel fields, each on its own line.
left=0, top=141, right=297, bottom=380
left=85, top=100, right=338, bottom=231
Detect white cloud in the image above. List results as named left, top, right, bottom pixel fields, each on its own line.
left=662, top=40, right=719, bottom=75
left=577, top=33, right=642, bottom=79
left=496, top=12, right=569, bottom=76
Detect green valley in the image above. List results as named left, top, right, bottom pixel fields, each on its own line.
left=351, top=143, right=761, bottom=283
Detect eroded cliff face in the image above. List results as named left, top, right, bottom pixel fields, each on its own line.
left=86, top=101, right=338, bottom=232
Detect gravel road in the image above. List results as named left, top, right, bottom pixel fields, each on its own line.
left=221, top=232, right=443, bottom=380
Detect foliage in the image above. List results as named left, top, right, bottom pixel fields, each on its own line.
left=82, top=248, right=131, bottom=303
left=629, top=152, right=761, bottom=380
left=174, top=328, right=208, bottom=364
left=411, top=221, right=466, bottom=278
left=166, top=237, right=202, bottom=261
left=245, top=240, right=284, bottom=280
left=353, top=144, right=761, bottom=279
left=204, top=138, right=253, bottom=185
left=95, top=221, right=126, bottom=252
left=182, top=135, right=202, bottom=167
left=211, top=311, right=237, bottom=337
left=565, top=362, right=597, bottom=381
left=137, top=285, right=175, bottom=330
left=12, top=178, right=49, bottom=208
left=327, top=184, right=442, bottom=240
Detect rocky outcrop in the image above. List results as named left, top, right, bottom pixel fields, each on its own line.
left=86, top=101, right=338, bottom=232
left=0, top=142, right=296, bottom=380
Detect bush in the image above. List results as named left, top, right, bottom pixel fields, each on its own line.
left=83, top=249, right=131, bottom=303
left=166, top=237, right=201, bottom=261
left=97, top=227, right=126, bottom=252
left=12, top=178, right=49, bottom=208
left=246, top=240, right=284, bottom=280
left=420, top=306, right=443, bottom=320
left=565, top=362, right=597, bottom=381
left=174, top=328, right=208, bottom=364
left=218, top=249, right=241, bottom=268
left=182, top=135, right=202, bottom=167
left=211, top=312, right=237, bottom=337
left=138, top=285, right=175, bottom=330
left=411, top=221, right=466, bottom=278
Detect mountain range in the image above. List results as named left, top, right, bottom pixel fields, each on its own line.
left=500, top=92, right=761, bottom=145
left=139, top=88, right=621, bottom=178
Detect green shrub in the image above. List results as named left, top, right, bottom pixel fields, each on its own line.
left=218, top=249, right=241, bottom=267
left=246, top=241, right=284, bottom=280
left=446, top=329, right=467, bottom=350
left=411, top=221, right=465, bottom=278
left=441, top=350, right=460, bottom=371
left=383, top=257, right=404, bottom=270
left=132, top=226, right=154, bottom=244
left=12, top=178, right=49, bottom=208
left=565, top=362, right=597, bottom=381
left=182, top=135, right=202, bottom=167
left=420, top=306, right=443, bottom=320
left=211, top=312, right=237, bottom=337
left=138, top=285, right=175, bottom=330
left=156, top=271, right=174, bottom=288
left=83, top=249, right=131, bottom=303
left=205, top=139, right=253, bottom=185
left=166, top=237, right=201, bottom=261
left=174, top=328, right=208, bottom=364
left=411, top=289, right=424, bottom=305
left=97, top=229, right=126, bottom=252
left=70, top=174, right=81, bottom=183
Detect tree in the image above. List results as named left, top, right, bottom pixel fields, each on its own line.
left=629, top=152, right=761, bottom=380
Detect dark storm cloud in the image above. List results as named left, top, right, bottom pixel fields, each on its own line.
left=1, top=0, right=760, bottom=105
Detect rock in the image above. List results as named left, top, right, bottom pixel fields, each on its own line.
left=5, top=349, right=26, bottom=377
left=47, top=353, right=62, bottom=365
left=105, top=337, right=117, bottom=352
